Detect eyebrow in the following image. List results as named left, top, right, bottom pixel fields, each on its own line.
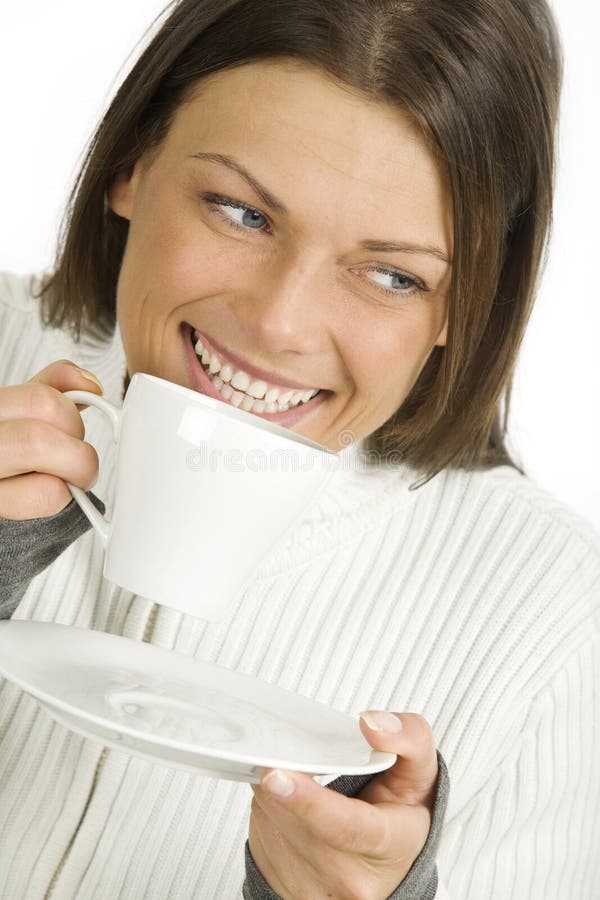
left=190, top=151, right=451, bottom=265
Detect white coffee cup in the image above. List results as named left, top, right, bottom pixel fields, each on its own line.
left=64, top=373, right=339, bottom=621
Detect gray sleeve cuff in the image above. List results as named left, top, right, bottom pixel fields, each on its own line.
left=0, top=491, right=105, bottom=619
left=243, top=750, right=449, bottom=899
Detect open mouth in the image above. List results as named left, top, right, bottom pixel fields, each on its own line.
left=181, top=323, right=330, bottom=425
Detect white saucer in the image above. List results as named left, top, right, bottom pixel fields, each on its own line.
left=34, top=701, right=291, bottom=784
left=0, top=621, right=395, bottom=784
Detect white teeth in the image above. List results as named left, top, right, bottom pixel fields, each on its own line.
left=192, top=334, right=322, bottom=412
left=231, top=371, right=250, bottom=392
left=278, top=390, right=295, bottom=406
left=264, top=387, right=280, bottom=403
left=248, top=379, right=268, bottom=399
left=220, top=364, right=233, bottom=384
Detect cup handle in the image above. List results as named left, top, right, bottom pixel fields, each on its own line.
left=63, top=390, right=122, bottom=547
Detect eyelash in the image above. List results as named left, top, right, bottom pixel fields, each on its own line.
left=203, top=193, right=430, bottom=300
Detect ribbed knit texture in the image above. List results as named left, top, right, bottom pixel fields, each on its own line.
left=0, top=271, right=599, bottom=899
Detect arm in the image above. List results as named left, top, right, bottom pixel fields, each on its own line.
left=0, top=491, right=104, bottom=618
left=243, top=749, right=449, bottom=900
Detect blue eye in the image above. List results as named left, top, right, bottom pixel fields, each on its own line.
left=203, top=192, right=430, bottom=302
left=367, top=267, right=426, bottom=297
left=205, top=195, right=270, bottom=232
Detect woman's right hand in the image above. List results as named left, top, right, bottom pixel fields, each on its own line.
left=0, top=360, right=104, bottom=521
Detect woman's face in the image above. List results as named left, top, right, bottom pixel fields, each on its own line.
left=109, top=59, right=452, bottom=451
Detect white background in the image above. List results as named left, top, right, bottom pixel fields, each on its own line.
left=1, top=1, right=598, bottom=530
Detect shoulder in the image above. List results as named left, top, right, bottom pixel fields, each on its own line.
left=447, top=462, right=600, bottom=555
left=0, top=270, right=43, bottom=315
left=394, top=461, right=600, bottom=687
left=0, top=270, right=98, bottom=390
left=0, top=271, right=53, bottom=386
left=437, top=463, right=600, bottom=617
left=426, top=462, right=600, bottom=692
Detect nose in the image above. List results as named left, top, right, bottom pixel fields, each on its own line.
left=232, top=252, right=331, bottom=357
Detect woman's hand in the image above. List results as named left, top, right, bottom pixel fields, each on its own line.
left=249, top=711, right=438, bottom=900
left=0, top=360, right=103, bottom=520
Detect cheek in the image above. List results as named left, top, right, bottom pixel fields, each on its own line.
left=342, top=311, right=437, bottom=395
left=129, top=208, right=254, bottom=306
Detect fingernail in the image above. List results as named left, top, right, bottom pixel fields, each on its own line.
left=359, top=710, right=403, bottom=733
left=262, top=770, right=295, bottom=798
left=75, top=368, right=103, bottom=393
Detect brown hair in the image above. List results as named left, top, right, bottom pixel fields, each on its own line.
left=36, top=0, right=563, bottom=485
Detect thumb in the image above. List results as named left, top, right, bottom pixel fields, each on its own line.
left=28, top=359, right=104, bottom=394
left=358, top=711, right=439, bottom=808
left=28, top=359, right=104, bottom=411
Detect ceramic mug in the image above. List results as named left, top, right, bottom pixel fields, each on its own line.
left=64, top=373, right=338, bottom=621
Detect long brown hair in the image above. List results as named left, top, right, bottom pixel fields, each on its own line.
left=36, top=0, right=563, bottom=485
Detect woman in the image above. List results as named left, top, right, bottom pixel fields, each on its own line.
left=0, top=0, right=598, bottom=897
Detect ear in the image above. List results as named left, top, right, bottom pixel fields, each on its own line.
left=106, top=163, right=142, bottom=221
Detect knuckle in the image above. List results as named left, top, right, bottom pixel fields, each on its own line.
left=25, top=382, right=62, bottom=423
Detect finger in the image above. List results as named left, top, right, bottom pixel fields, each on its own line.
left=0, top=472, right=76, bottom=520
left=251, top=769, right=389, bottom=857
left=0, top=419, right=99, bottom=486
left=358, top=711, right=438, bottom=807
left=0, top=382, right=89, bottom=439
left=27, top=358, right=103, bottom=393
left=28, top=359, right=104, bottom=413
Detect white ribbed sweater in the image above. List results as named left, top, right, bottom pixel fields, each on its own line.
left=0, top=270, right=599, bottom=900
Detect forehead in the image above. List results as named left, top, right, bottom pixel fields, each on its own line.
left=165, top=59, right=453, bottom=250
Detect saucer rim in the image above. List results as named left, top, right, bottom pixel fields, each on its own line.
left=0, top=621, right=396, bottom=775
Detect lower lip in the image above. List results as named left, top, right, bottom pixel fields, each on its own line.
left=180, top=323, right=330, bottom=427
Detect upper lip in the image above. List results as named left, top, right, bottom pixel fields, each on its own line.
left=185, top=323, right=322, bottom=391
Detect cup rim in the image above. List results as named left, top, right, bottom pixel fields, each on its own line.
left=129, top=373, right=338, bottom=455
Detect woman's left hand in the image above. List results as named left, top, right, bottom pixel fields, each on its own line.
left=249, top=711, right=439, bottom=900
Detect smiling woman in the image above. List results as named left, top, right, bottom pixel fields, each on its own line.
left=1, top=1, right=599, bottom=899
left=104, top=60, right=453, bottom=447
left=34, top=0, right=559, bottom=483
